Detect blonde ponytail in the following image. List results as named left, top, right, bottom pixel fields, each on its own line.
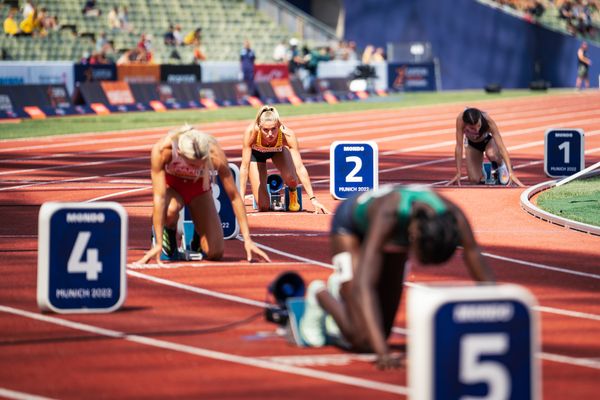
left=173, top=124, right=217, bottom=191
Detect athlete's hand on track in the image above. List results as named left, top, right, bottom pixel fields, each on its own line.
left=446, top=173, right=462, bottom=186
left=510, top=174, right=525, bottom=187
left=375, top=353, right=403, bottom=370
left=244, top=240, right=271, bottom=263
left=135, top=244, right=165, bottom=266
left=311, top=198, right=331, bottom=214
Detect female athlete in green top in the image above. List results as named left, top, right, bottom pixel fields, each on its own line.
left=299, top=185, right=494, bottom=369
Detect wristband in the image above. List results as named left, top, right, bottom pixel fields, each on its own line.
left=309, top=196, right=316, bottom=201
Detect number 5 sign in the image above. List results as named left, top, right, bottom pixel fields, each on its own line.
left=37, top=202, right=127, bottom=313
left=330, top=141, right=378, bottom=199
left=544, top=129, right=584, bottom=178
left=408, top=283, right=541, bottom=400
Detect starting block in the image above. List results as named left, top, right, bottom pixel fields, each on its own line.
left=286, top=297, right=308, bottom=347
left=482, top=161, right=509, bottom=185
left=253, top=174, right=302, bottom=211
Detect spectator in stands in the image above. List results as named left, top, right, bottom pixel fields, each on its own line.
left=239, top=105, right=330, bottom=214
left=447, top=107, right=524, bottom=187
left=137, top=33, right=153, bottom=63
left=576, top=41, right=592, bottom=89
left=526, top=0, right=546, bottom=18
left=22, top=0, right=34, bottom=19
left=164, top=24, right=176, bottom=46
left=184, top=27, right=202, bottom=46
left=19, top=7, right=39, bottom=36
left=136, top=125, right=270, bottom=265
left=298, top=185, right=493, bottom=369
left=272, top=39, right=287, bottom=62
left=38, top=7, right=58, bottom=32
left=3, top=9, right=19, bottom=36
left=373, top=47, right=386, bottom=62
left=192, top=42, right=206, bottom=63
left=361, top=45, right=375, bottom=64
left=118, top=5, right=133, bottom=32
left=107, top=6, right=121, bottom=32
left=347, top=41, right=359, bottom=61
left=287, top=38, right=303, bottom=78
left=304, top=46, right=332, bottom=93
left=240, top=39, right=256, bottom=96
left=173, top=24, right=184, bottom=46
left=82, top=0, right=101, bottom=17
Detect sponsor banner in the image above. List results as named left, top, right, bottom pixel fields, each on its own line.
left=40, top=105, right=94, bottom=117
left=254, top=63, right=289, bottom=82
left=160, top=64, right=201, bottom=83
left=0, top=93, right=14, bottom=112
left=0, top=84, right=73, bottom=109
left=388, top=62, right=437, bottom=91
left=200, top=61, right=240, bottom=83
left=101, top=81, right=135, bottom=105
left=117, top=64, right=160, bottom=83
left=270, top=79, right=296, bottom=100
left=74, top=64, right=117, bottom=83
left=0, top=61, right=75, bottom=95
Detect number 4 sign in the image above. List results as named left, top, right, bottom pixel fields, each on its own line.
left=37, top=202, right=128, bottom=313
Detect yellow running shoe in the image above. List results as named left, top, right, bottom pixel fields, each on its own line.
left=288, top=187, right=301, bottom=212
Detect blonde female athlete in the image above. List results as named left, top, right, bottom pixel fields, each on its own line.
left=239, top=106, right=330, bottom=214
left=447, top=108, right=524, bottom=187
left=137, top=125, right=270, bottom=264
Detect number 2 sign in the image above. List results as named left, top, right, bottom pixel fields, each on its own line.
left=330, top=141, right=378, bottom=200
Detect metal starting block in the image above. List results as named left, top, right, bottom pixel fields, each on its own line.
left=252, top=174, right=302, bottom=211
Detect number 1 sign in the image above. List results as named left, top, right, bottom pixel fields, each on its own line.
left=37, top=202, right=127, bottom=313
left=544, top=129, right=584, bottom=178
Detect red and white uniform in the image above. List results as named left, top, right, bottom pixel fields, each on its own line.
left=164, top=140, right=210, bottom=204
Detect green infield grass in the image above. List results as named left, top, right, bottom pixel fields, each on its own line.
left=536, top=175, right=600, bottom=228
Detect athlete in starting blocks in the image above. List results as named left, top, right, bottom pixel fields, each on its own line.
left=136, top=124, right=270, bottom=264
left=239, top=105, right=330, bottom=214
left=447, top=107, right=524, bottom=187
left=290, top=185, right=494, bottom=369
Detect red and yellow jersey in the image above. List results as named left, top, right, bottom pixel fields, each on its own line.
left=251, top=125, right=284, bottom=153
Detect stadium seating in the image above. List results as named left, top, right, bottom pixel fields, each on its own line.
left=0, top=0, right=289, bottom=62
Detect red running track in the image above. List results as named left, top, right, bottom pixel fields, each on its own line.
left=0, top=92, right=599, bottom=399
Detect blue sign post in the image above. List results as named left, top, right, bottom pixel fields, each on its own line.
left=408, top=283, right=540, bottom=400
left=330, top=141, right=378, bottom=200
left=37, top=202, right=127, bottom=313
left=544, top=129, right=584, bottom=178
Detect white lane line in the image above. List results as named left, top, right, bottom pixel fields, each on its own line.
left=0, top=305, right=410, bottom=396
left=126, top=270, right=270, bottom=308
left=127, top=261, right=306, bottom=270
left=535, top=306, right=600, bottom=322
left=0, top=388, right=57, bottom=400
left=482, top=252, right=600, bottom=280
left=539, top=352, right=600, bottom=370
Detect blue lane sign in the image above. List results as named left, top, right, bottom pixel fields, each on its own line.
left=37, top=202, right=127, bottom=313
left=544, top=129, right=584, bottom=178
left=181, top=163, right=240, bottom=247
left=408, top=283, right=540, bottom=400
left=330, top=141, right=378, bottom=200
left=213, top=163, right=240, bottom=239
